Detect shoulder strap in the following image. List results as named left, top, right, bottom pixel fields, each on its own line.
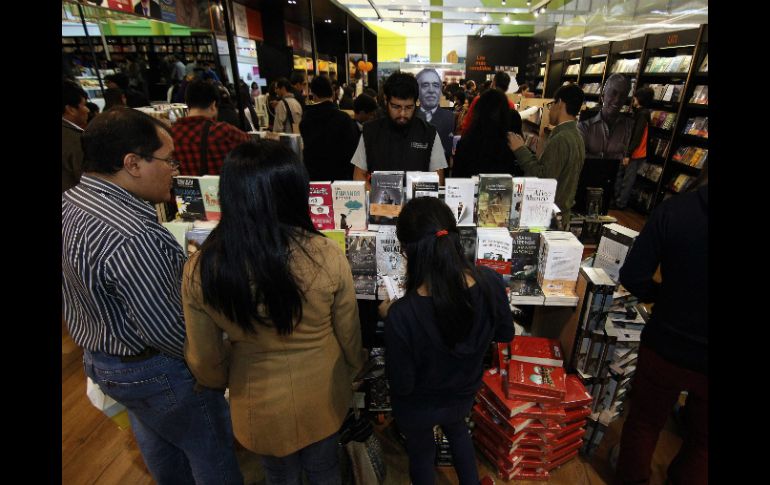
left=199, top=120, right=213, bottom=176
left=281, top=98, right=295, bottom=129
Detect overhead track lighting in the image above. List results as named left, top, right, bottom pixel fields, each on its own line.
left=482, top=14, right=489, bottom=22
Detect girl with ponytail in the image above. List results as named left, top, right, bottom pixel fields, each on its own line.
left=380, top=196, right=514, bottom=485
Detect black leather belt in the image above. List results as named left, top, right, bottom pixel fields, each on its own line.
left=119, top=347, right=160, bottom=363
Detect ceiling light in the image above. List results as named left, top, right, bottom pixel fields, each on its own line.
left=534, top=10, right=539, bottom=17
left=539, top=7, right=546, bottom=14
left=325, top=19, right=331, bottom=23
left=482, top=14, right=489, bottom=22
left=504, top=15, right=510, bottom=23
left=502, top=0, right=507, bottom=5
left=527, top=0, right=532, bottom=6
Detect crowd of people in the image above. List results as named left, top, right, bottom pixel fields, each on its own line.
left=62, top=64, right=706, bottom=485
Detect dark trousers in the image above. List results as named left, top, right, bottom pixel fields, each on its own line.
left=395, top=400, right=479, bottom=485
left=614, top=345, right=708, bottom=485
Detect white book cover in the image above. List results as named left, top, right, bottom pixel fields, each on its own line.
left=519, top=178, right=557, bottom=229
left=444, top=178, right=476, bottom=225
left=199, top=175, right=221, bottom=221
left=405, top=171, right=439, bottom=201
left=375, top=226, right=406, bottom=300
left=593, top=224, right=639, bottom=282
left=331, top=180, right=367, bottom=231
left=476, top=228, right=513, bottom=276
left=509, top=177, right=530, bottom=229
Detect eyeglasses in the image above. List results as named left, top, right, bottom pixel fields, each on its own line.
left=545, top=101, right=556, bottom=109
left=139, top=154, right=179, bottom=169
left=388, top=102, right=415, bottom=113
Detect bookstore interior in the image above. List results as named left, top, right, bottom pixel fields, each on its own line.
left=63, top=0, right=708, bottom=483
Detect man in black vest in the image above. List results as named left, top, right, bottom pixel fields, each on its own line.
left=351, top=72, right=448, bottom=189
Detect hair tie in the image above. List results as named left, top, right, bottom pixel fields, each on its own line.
left=435, top=230, right=448, bottom=237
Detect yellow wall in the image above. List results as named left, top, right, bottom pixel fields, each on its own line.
left=370, top=24, right=406, bottom=62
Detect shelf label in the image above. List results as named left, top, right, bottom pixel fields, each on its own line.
left=666, top=34, right=679, bottom=46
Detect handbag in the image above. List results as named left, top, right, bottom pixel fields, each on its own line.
left=339, top=407, right=386, bottom=485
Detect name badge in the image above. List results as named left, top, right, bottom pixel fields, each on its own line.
left=410, top=142, right=429, bottom=150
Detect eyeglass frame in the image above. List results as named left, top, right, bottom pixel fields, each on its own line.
left=137, top=153, right=180, bottom=170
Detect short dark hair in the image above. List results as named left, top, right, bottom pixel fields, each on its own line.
left=453, top=91, right=466, bottom=105
left=104, top=73, right=129, bottom=90
left=275, top=77, right=292, bottom=91
left=290, top=71, right=306, bottom=86
left=634, top=86, right=655, bottom=108
left=364, top=88, right=378, bottom=98
left=62, top=80, right=87, bottom=115
left=185, top=79, right=220, bottom=109
left=82, top=107, right=171, bottom=174
left=383, top=71, right=418, bottom=102
left=353, top=94, right=378, bottom=114
left=493, top=71, right=511, bottom=92
left=309, top=75, right=333, bottom=98
left=553, top=83, right=585, bottom=116
left=103, top=87, right=125, bottom=110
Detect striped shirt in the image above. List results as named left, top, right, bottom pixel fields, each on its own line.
left=62, top=175, right=187, bottom=359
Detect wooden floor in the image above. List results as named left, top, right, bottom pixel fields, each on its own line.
left=63, top=208, right=676, bottom=485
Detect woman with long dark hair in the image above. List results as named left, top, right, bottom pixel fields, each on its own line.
left=380, top=197, right=514, bottom=485
left=452, top=88, right=524, bottom=177
left=182, top=140, right=366, bottom=484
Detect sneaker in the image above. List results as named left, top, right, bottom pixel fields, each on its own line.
left=609, top=442, right=620, bottom=471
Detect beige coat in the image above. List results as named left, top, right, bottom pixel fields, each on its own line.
left=182, top=233, right=366, bottom=457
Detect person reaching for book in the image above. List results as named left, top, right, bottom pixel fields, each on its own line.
left=378, top=196, right=514, bottom=485
left=182, top=140, right=366, bottom=484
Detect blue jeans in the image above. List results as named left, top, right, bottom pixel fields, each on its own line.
left=83, top=350, right=243, bottom=485
left=259, top=432, right=341, bottom=485
left=395, top=400, right=479, bottom=485
left=614, top=157, right=644, bottom=208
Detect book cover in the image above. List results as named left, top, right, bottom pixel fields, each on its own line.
left=173, top=176, right=206, bottom=221
left=308, top=182, right=335, bottom=230
left=444, top=178, right=476, bottom=225
left=699, top=54, right=708, bottom=72
left=375, top=226, right=406, bottom=300
left=503, top=378, right=563, bottom=405
left=346, top=231, right=377, bottom=299
left=162, top=220, right=193, bottom=249
left=185, top=227, right=212, bottom=256
left=508, top=279, right=545, bottom=305
left=510, top=230, right=540, bottom=280
left=519, top=178, right=557, bottom=229
left=321, top=229, right=346, bottom=254
left=472, top=427, right=523, bottom=467
left=473, top=402, right=533, bottom=437
left=331, top=181, right=367, bottom=231
left=472, top=406, right=527, bottom=451
left=678, top=55, right=692, bottom=72
left=477, top=174, right=513, bottom=228
left=537, top=232, right=584, bottom=294
left=199, top=175, right=221, bottom=221
left=563, top=375, right=593, bottom=409
left=481, top=370, right=537, bottom=418
left=405, top=171, right=439, bottom=200
left=510, top=336, right=564, bottom=367
left=369, top=171, right=404, bottom=224
left=564, top=405, right=592, bottom=423
left=476, top=228, right=513, bottom=276
left=507, top=361, right=567, bottom=400
left=593, top=224, right=638, bottom=282
left=519, top=404, right=567, bottom=423
left=458, top=225, right=477, bottom=264
left=509, top=177, right=528, bottom=229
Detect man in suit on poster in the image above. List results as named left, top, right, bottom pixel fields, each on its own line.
left=415, top=68, right=455, bottom=164
left=134, top=0, right=161, bottom=19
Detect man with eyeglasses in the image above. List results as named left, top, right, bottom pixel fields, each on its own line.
left=62, top=108, right=244, bottom=484
left=351, top=72, right=448, bottom=188
left=507, top=83, right=586, bottom=228
left=172, top=79, right=250, bottom=176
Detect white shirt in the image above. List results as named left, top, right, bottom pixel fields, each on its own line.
left=350, top=131, right=448, bottom=172
left=420, top=106, right=438, bottom=122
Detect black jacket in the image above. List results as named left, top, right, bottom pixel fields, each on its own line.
left=363, top=116, right=437, bottom=172
left=299, top=101, right=359, bottom=181
left=384, top=267, right=514, bottom=411
left=625, top=107, right=651, bottom=158
left=453, top=136, right=525, bottom=177
left=619, top=184, right=708, bottom=373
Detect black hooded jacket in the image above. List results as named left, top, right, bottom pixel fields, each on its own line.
left=299, top=101, right=360, bottom=181
left=384, top=266, right=514, bottom=410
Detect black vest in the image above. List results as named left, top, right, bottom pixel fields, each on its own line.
left=363, top=116, right=437, bottom=172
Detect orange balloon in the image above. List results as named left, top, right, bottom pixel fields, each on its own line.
left=366, top=61, right=373, bottom=72
left=357, top=60, right=366, bottom=71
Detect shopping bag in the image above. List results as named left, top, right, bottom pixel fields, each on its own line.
left=86, top=377, right=131, bottom=430
left=339, top=408, right=386, bottom=485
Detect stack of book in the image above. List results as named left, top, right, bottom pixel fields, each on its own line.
left=472, top=338, right=593, bottom=480
left=649, top=111, right=677, bottom=130
left=582, top=83, right=601, bottom=94
left=537, top=231, right=584, bottom=305
left=610, top=58, right=639, bottom=74
left=636, top=162, right=663, bottom=183
left=565, top=63, right=580, bottom=75
left=644, top=55, right=692, bottom=73
left=672, top=146, right=708, bottom=168
left=648, top=83, right=683, bottom=103
left=583, top=61, right=605, bottom=75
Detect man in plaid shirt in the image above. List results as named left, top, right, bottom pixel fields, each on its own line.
left=172, top=79, right=250, bottom=175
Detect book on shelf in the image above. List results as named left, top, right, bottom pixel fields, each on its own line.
left=458, top=225, right=477, bottom=264
left=162, top=220, right=193, bottom=249
left=375, top=225, right=406, bottom=300
left=690, top=85, right=708, bottom=105
left=509, top=177, right=529, bottom=229
left=670, top=174, right=694, bottom=193
left=346, top=231, right=377, bottom=299
left=369, top=171, right=404, bottom=224
left=537, top=231, right=583, bottom=297
left=185, top=227, right=213, bottom=256
left=593, top=223, right=639, bottom=282
left=477, top=174, right=513, bottom=228
left=405, top=171, right=439, bottom=201
left=332, top=180, right=367, bottom=231
left=444, top=178, right=476, bottom=225
left=320, top=229, right=346, bottom=253
left=199, top=175, right=220, bottom=221
left=699, top=54, right=708, bottom=72
left=510, top=230, right=541, bottom=280
left=476, top=227, right=514, bottom=276
left=519, top=178, right=557, bottom=229
left=308, top=182, right=335, bottom=230
left=508, top=279, right=546, bottom=305
left=678, top=55, right=692, bottom=73
left=173, top=176, right=206, bottom=221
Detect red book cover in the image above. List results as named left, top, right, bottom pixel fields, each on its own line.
left=563, top=374, right=593, bottom=409
left=472, top=428, right=524, bottom=469
left=512, top=443, right=551, bottom=459
left=546, top=449, right=579, bottom=471
left=518, top=433, right=555, bottom=447
left=564, top=406, right=592, bottom=423
left=510, top=336, right=564, bottom=367
left=503, top=377, right=563, bottom=405
left=508, top=361, right=567, bottom=400
left=520, top=403, right=567, bottom=423
left=551, top=428, right=586, bottom=450
left=474, top=436, right=519, bottom=478
left=308, top=182, right=335, bottom=230
left=495, top=343, right=509, bottom=372
left=472, top=411, right=527, bottom=451
left=527, top=420, right=564, bottom=439
left=473, top=402, right=533, bottom=437
left=481, top=370, right=537, bottom=418
left=556, top=420, right=586, bottom=440
left=545, top=438, right=583, bottom=462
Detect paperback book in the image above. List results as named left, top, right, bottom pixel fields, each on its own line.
left=308, top=182, right=335, bottom=230
left=332, top=181, right=367, bottom=231
left=477, top=174, right=513, bottom=228
left=369, top=171, right=404, bottom=224
left=346, top=231, right=377, bottom=299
